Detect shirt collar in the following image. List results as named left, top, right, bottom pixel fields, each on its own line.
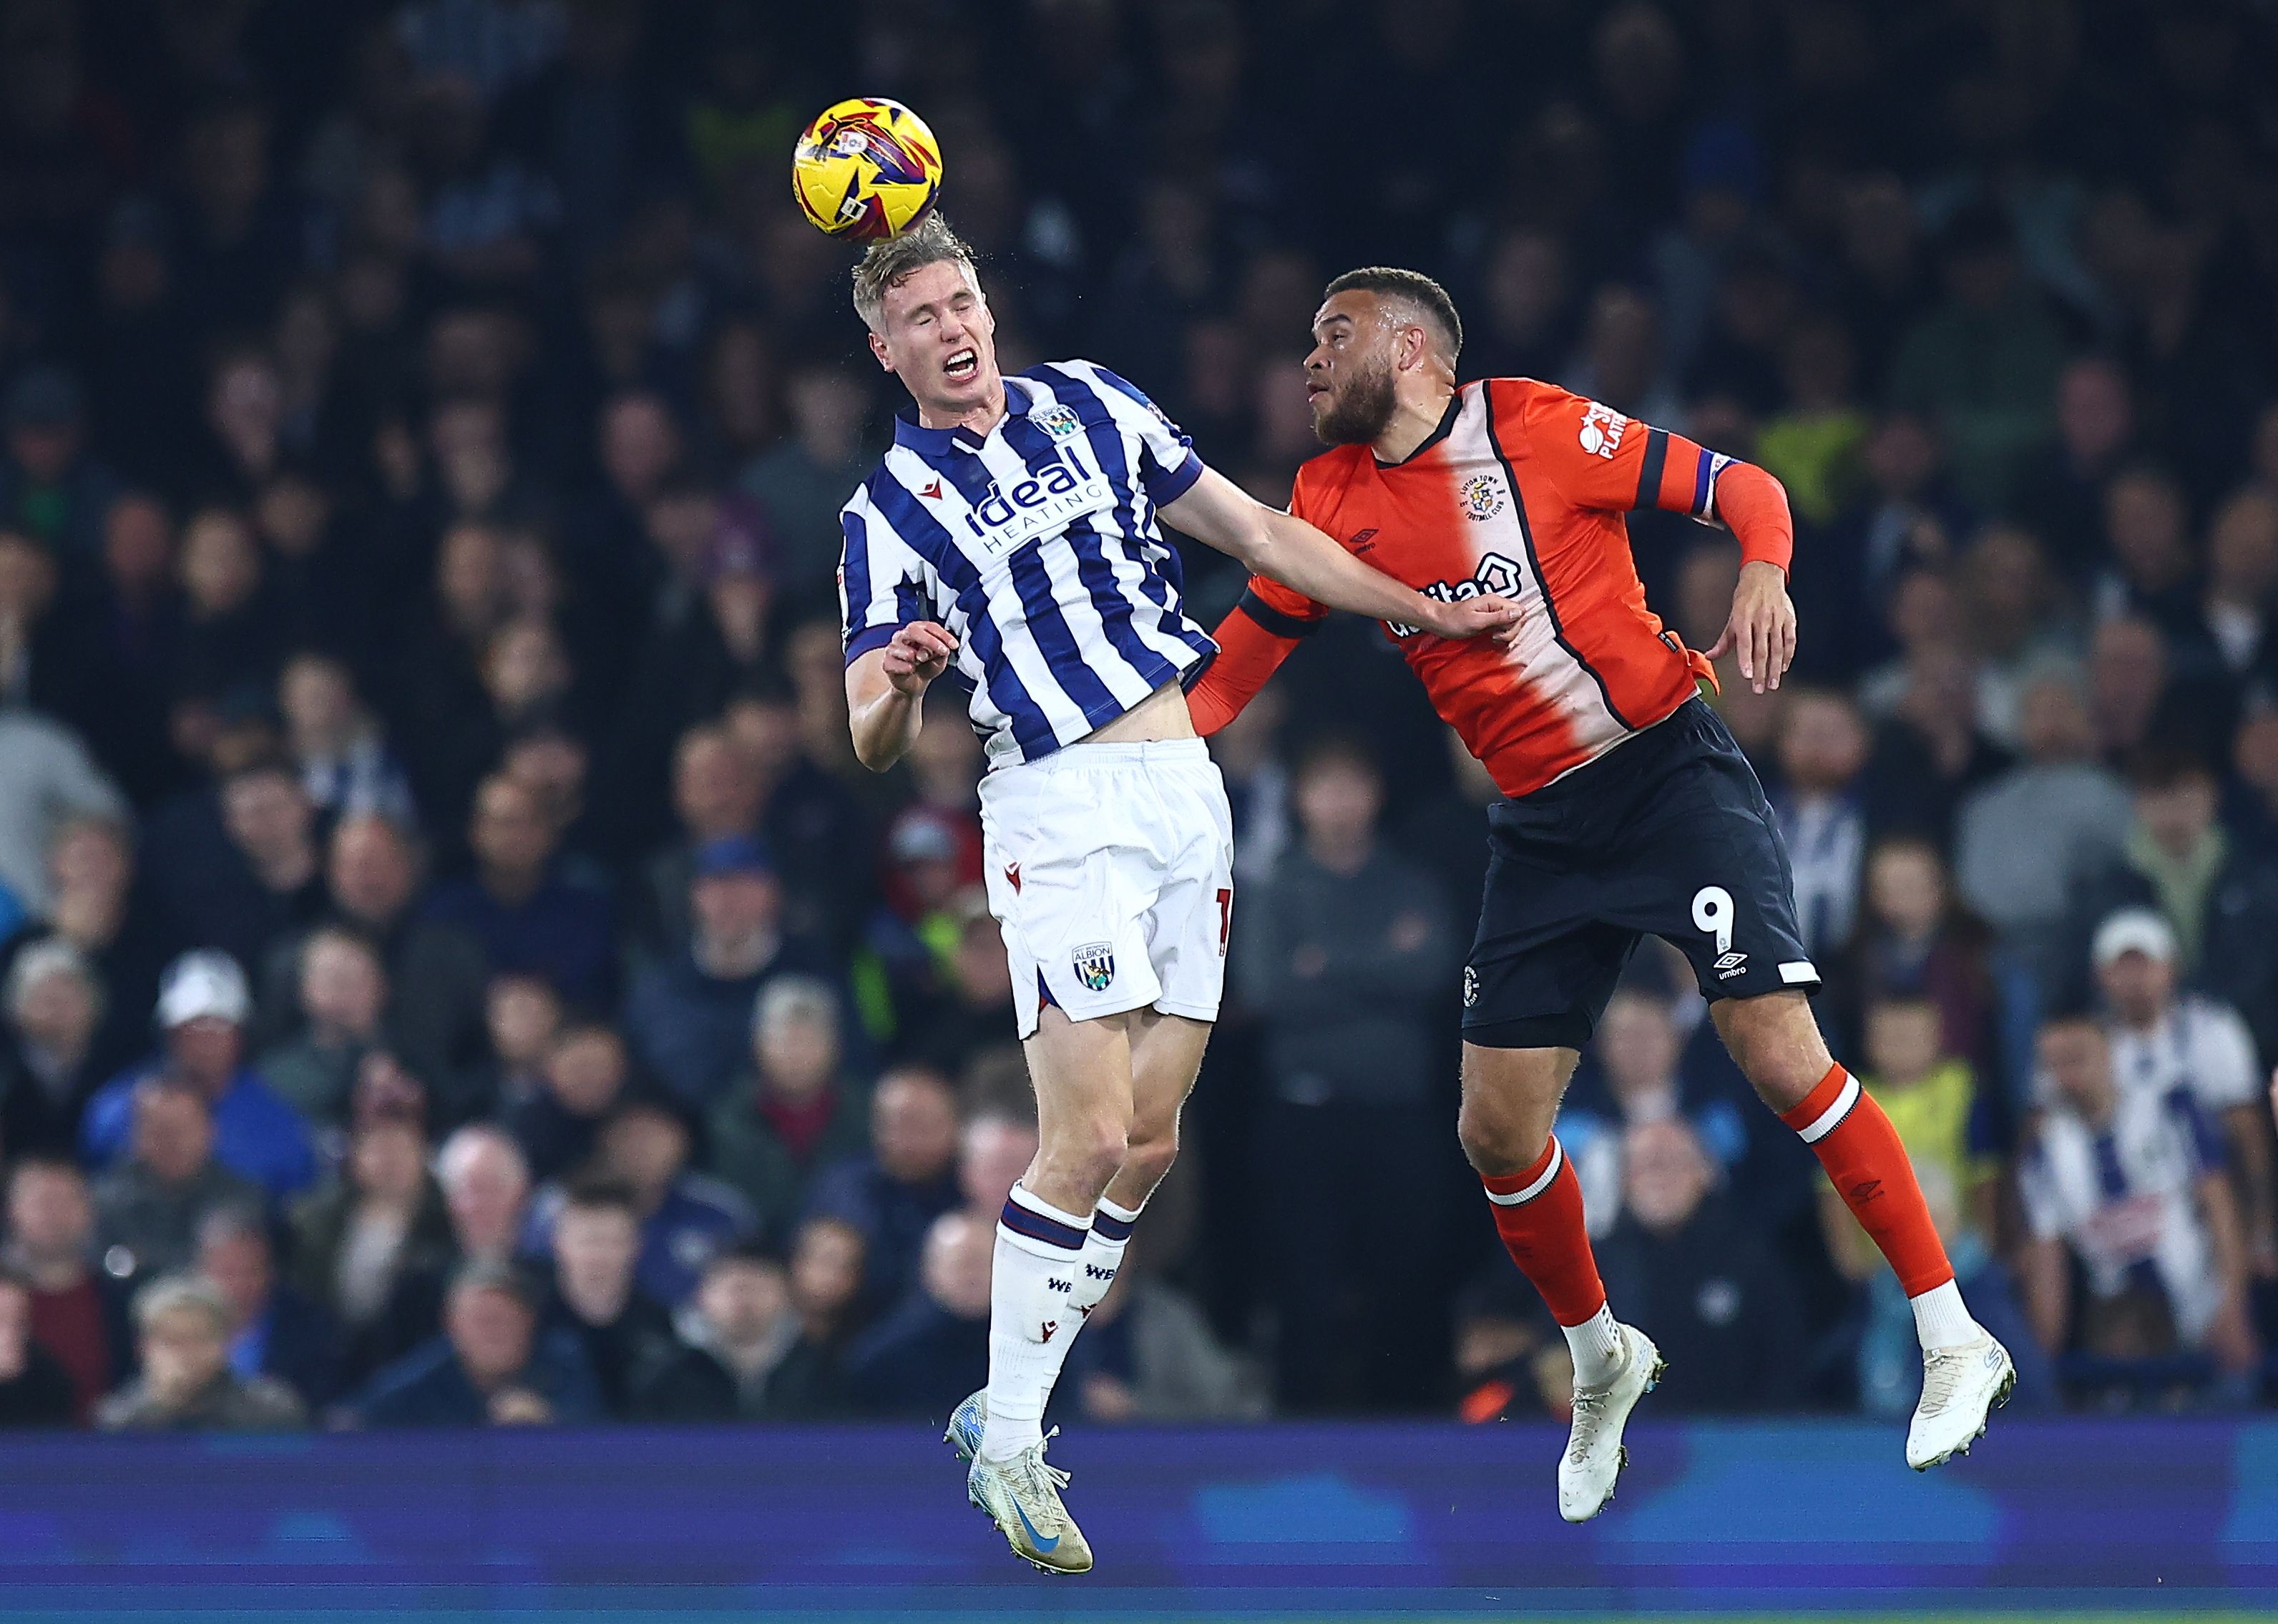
left=892, top=378, right=1028, bottom=455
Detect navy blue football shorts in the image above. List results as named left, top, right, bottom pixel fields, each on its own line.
left=1462, top=698, right=1820, bottom=1052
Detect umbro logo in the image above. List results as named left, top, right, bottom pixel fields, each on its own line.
left=919, top=478, right=944, bottom=499
left=1849, top=1179, right=1883, bottom=1204
left=1349, top=527, right=1379, bottom=554
left=1714, top=950, right=1749, bottom=979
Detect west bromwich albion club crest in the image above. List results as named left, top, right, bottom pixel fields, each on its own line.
left=1072, top=941, right=1115, bottom=992
left=1034, top=403, right=1083, bottom=441
left=1462, top=472, right=1504, bottom=521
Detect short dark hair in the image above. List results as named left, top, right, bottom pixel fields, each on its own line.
left=706, top=1237, right=785, bottom=1275
left=1322, top=266, right=1464, bottom=360
left=559, top=1173, right=641, bottom=1220
left=2126, top=743, right=2215, bottom=792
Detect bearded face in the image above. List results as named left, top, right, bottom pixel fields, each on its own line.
left=1311, top=346, right=1399, bottom=446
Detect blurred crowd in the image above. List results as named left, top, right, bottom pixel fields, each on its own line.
left=0, top=0, right=2272, bottom=1434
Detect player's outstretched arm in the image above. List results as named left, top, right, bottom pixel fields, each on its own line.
left=1161, top=466, right=1520, bottom=642
left=845, top=621, right=957, bottom=771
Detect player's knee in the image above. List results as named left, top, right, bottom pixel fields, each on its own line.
left=1457, top=1093, right=1547, bottom=1179
left=1121, top=1120, right=1179, bottom=1190
left=1059, top=1115, right=1131, bottom=1195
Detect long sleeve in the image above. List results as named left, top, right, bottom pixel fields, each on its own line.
left=1186, top=580, right=1324, bottom=735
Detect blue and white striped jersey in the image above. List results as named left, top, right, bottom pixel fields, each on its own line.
left=839, top=360, right=1218, bottom=768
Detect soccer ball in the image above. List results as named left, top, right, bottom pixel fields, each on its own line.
left=791, top=97, right=944, bottom=243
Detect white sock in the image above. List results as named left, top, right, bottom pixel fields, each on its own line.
left=1909, top=1278, right=1981, bottom=1351
left=1563, top=1302, right=1627, bottom=1389
left=1037, top=1195, right=1142, bottom=1408
left=981, top=1184, right=1089, bottom=1462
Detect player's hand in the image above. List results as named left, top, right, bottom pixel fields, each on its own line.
left=1422, top=592, right=1523, bottom=644
left=882, top=621, right=957, bottom=695
left=1707, top=560, right=1797, bottom=695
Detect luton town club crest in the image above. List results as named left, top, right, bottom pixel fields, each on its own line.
left=1462, top=472, right=1504, bottom=521
left=1034, top=404, right=1083, bottom=441
left=1072, top=941, right=1115, bottom=992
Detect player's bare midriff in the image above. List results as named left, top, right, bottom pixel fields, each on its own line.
left=1077, top=681, right=1198, bottom=746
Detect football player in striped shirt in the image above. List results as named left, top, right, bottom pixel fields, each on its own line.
left=1188, top=267, right=2015, bottom=1518
left=838, top=219, right=1516, bottom=1572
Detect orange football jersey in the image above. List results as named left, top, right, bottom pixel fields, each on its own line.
left=1227, top=378, right=1779, bottom=797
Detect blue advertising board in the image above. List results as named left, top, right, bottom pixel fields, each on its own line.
left=0, top=1418, right=2267, bottom=1618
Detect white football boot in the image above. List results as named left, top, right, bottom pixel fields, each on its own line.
left=1558, top=1324, right=1665, bottom=1522
left=965, top=1429, right=1092, bottom=1574
left=944, top=1389, right=987, bottom=1464
left=1906, top=1332, right=2015, bottom=1469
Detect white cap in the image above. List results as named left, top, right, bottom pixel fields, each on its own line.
left=2092, top=908, right=2177, bottom=971
left=156, top=951, right=250, bottom=1029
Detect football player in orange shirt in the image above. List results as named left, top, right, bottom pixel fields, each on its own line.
left=1188, top=268, right=2013, bottom=1517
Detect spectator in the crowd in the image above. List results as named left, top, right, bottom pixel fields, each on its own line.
left=740, top=355, right=872, bottom=587
left=1888, top=202, right=2066, bottom=507
left=355, top=1262, right=602, bottom=1428
left=92, top=1077, right=267, bottom=1285
left=154, top=755, right=325, bottom=974
left=501, top=1021, right=631, bottom=1182
left=0, top=366, right=120, bottom=561
left=2010, top=357, right=2135, bottom=575
left=1821, top=996, right=2049, bottom=1415
left=708, top=977, right=869, bottom=1242
left=2073, top=748, right=2278, bottom=1057
left=0, top=709, right=129, bottom=927
left=630, top=723, right=763, bottom=959
left=2089, top=909, right=2275, bottom=1279
left=801, top=1065, right=961, bottom=1312
left=1769, top=689, right=1871, bottom=959
left=0, top=939, right=109, bottom=1155
left=0, top=1268, right=78, bottom=1428
left=624, top=836, right=834, bottom=1107
left=424, top=773, right=614, bottom=1008
left=900, top=891, right=1020, bottom=1080
left=718, top=688, right=874, bottom=952
left=277, top=650, right=416, bottom=826
left=96, top=1275, right=305, bottom=1432
left=83, top=951, right=316, bottom=1198
left=2091, top=468, right=2198, bottom=637
left=1593, top=1119, right=1807, bottom=1412
left=2019, top=1016, right=2258, bottom=1389
left=193, top=1205, right=341, bottom=1410
left=1822, top=837, right=2004, bottom=1091
left=844, top=1208, right=992, bottom=1419
left=1561, top=989, right=1752, bottom=1236
left=462, top=972, right=559, bottom=1122
left=1955, top=670, right=2132, bottom=999
left=27, top=816, right=168, bottom=1084
left=1238, top=737, right=1459, bottom=1410
left=585, top=1095, right=753, bottom=1306
left=957, top=1107, right=1039, bottom=1221
left=3, top=1158, right=127, bottom=1422
left=255, top=926, right=388, bottom=1125
left=376, top=1125, right=532, bottom=1362
left=633, top=1241, right=803, bottom=1422
left=536, top=1176, right=680, bottom=1420
left=2195, top=488, right=2278, bottom=690
left=2087, top=615, right=2176, bottom=765
left=289, top=1107, right=452, bottom=1386
left=278, top=812, right=488, bottom=1104
left=0, top=528, right=94, bottom=732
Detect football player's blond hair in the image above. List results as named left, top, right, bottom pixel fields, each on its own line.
left=851, top=215, right=979, bottom=332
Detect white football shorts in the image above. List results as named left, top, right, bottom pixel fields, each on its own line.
left=978, top=738, right=1234, bottom=1040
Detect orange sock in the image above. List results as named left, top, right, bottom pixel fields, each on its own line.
left=1482, top=1138, right=1608, bottom=1326
left=1781, top=1062, right=1955, bottom=1296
